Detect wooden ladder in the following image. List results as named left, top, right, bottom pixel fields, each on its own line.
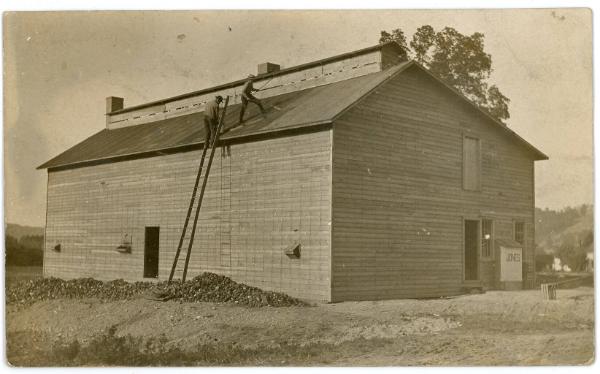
left=168, top=96, right=230, bottom=283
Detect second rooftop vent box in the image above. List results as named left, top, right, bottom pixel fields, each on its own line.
left=258, top=62, right=280, bottom=75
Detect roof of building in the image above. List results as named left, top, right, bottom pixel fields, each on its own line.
left=38, top=60, right=547, bottom=170
left=109, top=41, right=406, bottom=116
left=39, top=62, right=412, bottom=170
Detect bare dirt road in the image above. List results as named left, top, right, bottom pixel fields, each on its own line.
left=6, top=286, right=594, bottom=366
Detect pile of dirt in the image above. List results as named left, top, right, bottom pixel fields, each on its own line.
left=6, top=273, right=306, bottom=308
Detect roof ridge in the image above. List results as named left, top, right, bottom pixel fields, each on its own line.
left=109, top=41, right=404, bottom=116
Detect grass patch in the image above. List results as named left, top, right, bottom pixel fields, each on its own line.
left=5, top=266, right=43, bottom=284
left=9, top=325, right=388, bottom=366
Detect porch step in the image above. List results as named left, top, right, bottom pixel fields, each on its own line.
left=461, top=281, right=486, bottom=294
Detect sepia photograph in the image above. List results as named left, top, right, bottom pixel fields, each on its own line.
left=2, top=5, right=595, bottom=367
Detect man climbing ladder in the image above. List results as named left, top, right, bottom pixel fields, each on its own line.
left=204, top=95, right=223, bottom=145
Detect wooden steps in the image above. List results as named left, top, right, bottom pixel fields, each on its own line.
left=461, top=280, right=485, bottom=294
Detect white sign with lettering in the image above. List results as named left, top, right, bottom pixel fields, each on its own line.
left=500, top=247, right=522, bottom=282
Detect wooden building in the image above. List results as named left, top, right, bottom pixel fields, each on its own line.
left=39, top=42, right=547, bottom=302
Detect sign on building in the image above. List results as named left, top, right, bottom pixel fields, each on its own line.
left=500, top=246, right=523, bottom=282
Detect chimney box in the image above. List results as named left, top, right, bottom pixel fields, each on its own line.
left=258, top=62, right=280, bottom=75
left=106, top=96, right=124, bottom=114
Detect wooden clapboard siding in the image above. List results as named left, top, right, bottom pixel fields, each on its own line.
left=44, top=130, right=332, bottom=301
left=331, top=65, right=536, bottom=301
left=380, top=45, right=403, bottom=69
left=463, top=136, right=481, bottom=191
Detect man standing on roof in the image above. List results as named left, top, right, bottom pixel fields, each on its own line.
left=204, top=95, right=223, bottom=147
left=238, top=74, right=266, bottom=125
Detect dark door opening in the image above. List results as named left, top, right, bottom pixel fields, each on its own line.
left=144, top=227, right=160, bottom=278
left=464, top=220, right=479, bottom=281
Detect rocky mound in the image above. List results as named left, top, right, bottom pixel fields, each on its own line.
left=6, top=273, right=307, bottom=307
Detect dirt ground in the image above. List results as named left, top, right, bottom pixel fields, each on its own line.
left=6, top=285, right=595, bottom=366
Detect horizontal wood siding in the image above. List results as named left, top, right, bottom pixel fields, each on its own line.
left=44, top=131, right=332, bottom=301
left=331, top=66, right=536, bottom=301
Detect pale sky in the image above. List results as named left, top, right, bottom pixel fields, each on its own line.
left=3, top=9, right=593, bottom=227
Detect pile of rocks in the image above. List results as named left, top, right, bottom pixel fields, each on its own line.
left=152, top=273, right=307, bottom=307
left=6, top=277, right=153, bottom=304
left=6, top=273, right=306, bottom=308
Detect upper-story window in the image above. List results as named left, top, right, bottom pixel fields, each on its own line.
left=463, top=136, right=481, bottom=191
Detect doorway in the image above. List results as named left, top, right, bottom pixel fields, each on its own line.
left=144, top=227, right=160, bottom=278
left=464, top=220, right=479, bottom=280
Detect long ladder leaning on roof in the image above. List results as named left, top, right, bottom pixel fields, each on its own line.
left=168, top=96, right=230, bottom=283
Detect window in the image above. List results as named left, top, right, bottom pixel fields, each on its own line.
left=463, top=136, right=481, bottom=191
left=514, top=221, right=525, bottom=245
left=481, top=219, right=493, bottom=257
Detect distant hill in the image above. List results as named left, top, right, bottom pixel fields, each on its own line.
left=535, top=204, right=593, bottom=253
left=5, top=223, right=44, bottom=266
left=535, top=205, right=593, bottom=272
left=5, top=223, right=44, bottom=241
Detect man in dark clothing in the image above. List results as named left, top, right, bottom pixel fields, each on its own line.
left=204, top=95, right=223, bottom=146
left=238, top=74, right=266, bottom=125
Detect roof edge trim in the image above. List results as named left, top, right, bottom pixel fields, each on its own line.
left=39, top=120, right=333, bottom=170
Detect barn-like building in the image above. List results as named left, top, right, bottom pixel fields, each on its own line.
left=39, top=42, right=547, bottom=302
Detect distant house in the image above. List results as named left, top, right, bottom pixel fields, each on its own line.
left=38, top=42, right=547, bottom=302
left=586, top=252, right=594, bottom=272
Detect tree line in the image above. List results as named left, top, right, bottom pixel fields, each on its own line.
left=5, top=234, right=44, bottom=266
left=535, top=204, right=593, bottom=272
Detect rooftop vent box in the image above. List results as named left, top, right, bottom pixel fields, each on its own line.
left=106, top=96, right=124, bottom=113
left=258, top=62, right=280, bottom=75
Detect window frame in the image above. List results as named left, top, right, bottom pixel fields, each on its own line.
left=514, top=220, right=526, bottom=246
left=462, top=135, right=482, bottom=191
left=481, top=218, right=494, bottom=258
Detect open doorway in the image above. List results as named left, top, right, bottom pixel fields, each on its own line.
left=464, top=220, right=479, bottom=280
left=144, top=227, right=160, bottom=278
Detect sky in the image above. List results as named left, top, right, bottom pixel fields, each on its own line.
left=3, top=9, right=593, bottom=227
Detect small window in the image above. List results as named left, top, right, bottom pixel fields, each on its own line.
left=463, top=136, right=481, bottom=191
left=514, top=221, right=525, bottom=245
left=481, top=219, right=493, bottom=257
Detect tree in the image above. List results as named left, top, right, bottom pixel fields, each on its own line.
left=535, top=251, right=554, bottom=272
left=19, top=234, right=44, bottom=251
left=556, top=239, right=588, bottom=272
left=379, top=26, right=510, bottom=122
left=5, top=234, right=43, bottom=266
